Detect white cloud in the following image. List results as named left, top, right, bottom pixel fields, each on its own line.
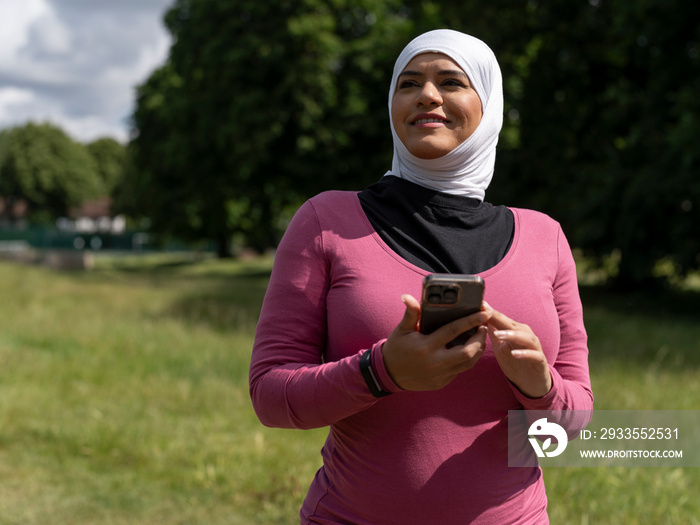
left=23, top=12, right=72, bottom=57
left=0, top=0, right=51, bottom=62
left=0, top=0, right=172, bottom=143
left=0, top=87, right=35, bottom=120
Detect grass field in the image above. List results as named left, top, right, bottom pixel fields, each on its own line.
left=0, top=254, right=698, bottom=524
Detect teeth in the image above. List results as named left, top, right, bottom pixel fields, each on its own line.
left=414, top=118, right=445, bottom=124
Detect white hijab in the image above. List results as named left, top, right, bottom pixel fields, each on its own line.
left=385, top=29, right=504, bottom=200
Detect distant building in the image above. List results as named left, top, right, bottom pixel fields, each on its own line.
left=0, top=197, right=28, bottom=226
left=1, top=195, right=125, bottom=234
left=60, top=196, right=126, bottom=234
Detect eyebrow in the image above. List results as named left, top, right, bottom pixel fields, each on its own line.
left=398, top=69, right=468, bottom=78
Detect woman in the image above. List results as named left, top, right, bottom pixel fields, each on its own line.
left=249, top=29, right=593, bottom=524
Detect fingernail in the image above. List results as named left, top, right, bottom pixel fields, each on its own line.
left=511, top=350, right=524, bottom=357
left=494, top=330, right=511, bottom=338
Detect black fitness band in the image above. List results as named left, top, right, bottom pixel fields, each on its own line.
left=360, top=349, right=391, bottom=398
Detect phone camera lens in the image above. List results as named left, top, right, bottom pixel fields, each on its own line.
left=428, top=293, right=442, bottom=304
left=443, top=289, right=458, bottom=304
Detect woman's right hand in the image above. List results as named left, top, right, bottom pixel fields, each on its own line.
left=381, top=294, right=491, bottom=391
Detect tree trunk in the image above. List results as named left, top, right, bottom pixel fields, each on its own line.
left=216, top=233, right=233, bottom=259
left=609, top=249, right=659, bottom=292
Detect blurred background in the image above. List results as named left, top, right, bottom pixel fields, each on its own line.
left=0, top=1, right=699, bottom=524
left=0, top=0, right=698, bottom=289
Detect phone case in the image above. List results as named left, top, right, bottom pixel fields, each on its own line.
left=419, top=274, right=485, bottom=347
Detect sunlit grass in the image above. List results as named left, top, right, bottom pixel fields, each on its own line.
left=0, top=254, right=698, bottom=524
left=0, top=256, right=325, bottom=524
left=544, top=284, right=700, bottom=524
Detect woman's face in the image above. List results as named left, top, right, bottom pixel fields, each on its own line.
left=391, top=53, right=483, bottom=159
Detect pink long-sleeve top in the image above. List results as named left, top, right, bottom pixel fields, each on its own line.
left=249, top=190, right=593, bottom=524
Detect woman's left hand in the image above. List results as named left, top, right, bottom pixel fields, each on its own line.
left=487, top=306, right=552, bottom=398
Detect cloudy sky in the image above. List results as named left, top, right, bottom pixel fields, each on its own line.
left=0, top=0, right=173, bottom=143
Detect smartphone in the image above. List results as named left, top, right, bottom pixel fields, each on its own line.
left=419, top=274, right=485, bottom=347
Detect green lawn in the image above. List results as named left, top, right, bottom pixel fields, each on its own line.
left=0, top=254, right=697, bottom=524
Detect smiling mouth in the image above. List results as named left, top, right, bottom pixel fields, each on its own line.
left=412, top=118, right=448, bottom=125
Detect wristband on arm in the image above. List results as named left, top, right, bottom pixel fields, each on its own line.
left=360, top=349, right=392, bottom=398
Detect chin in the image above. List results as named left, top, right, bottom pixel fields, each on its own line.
left=410, top=146, right=451, bottom=160
left=404, top=137, right=456, bottom=160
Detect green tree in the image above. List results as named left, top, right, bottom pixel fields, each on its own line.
left=129, top=0, right=699, bottom=286
left=129, top=0, right=414, bottom=256
left=486, top=0, right=700, bottom=289
left=86, top=137, right=129, bottom=196
left=0, top=122, right=101, bottom=223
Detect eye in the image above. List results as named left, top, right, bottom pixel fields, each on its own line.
left=442, top=78, right=467, bottom=87
left=398, top=79, right=419, bottom=89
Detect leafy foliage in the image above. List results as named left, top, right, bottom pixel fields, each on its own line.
left=128, top=0, right=700, bottom=286
left=85, top=137, right=129, bottom=196
left=129, top=0, right=415, bottom=255
left=487, top=0, right=700, bottom=288
left=0, top=122, right=101, bottom=223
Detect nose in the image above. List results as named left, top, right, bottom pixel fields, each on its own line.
left=416, top=81, right=442, bottom=106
